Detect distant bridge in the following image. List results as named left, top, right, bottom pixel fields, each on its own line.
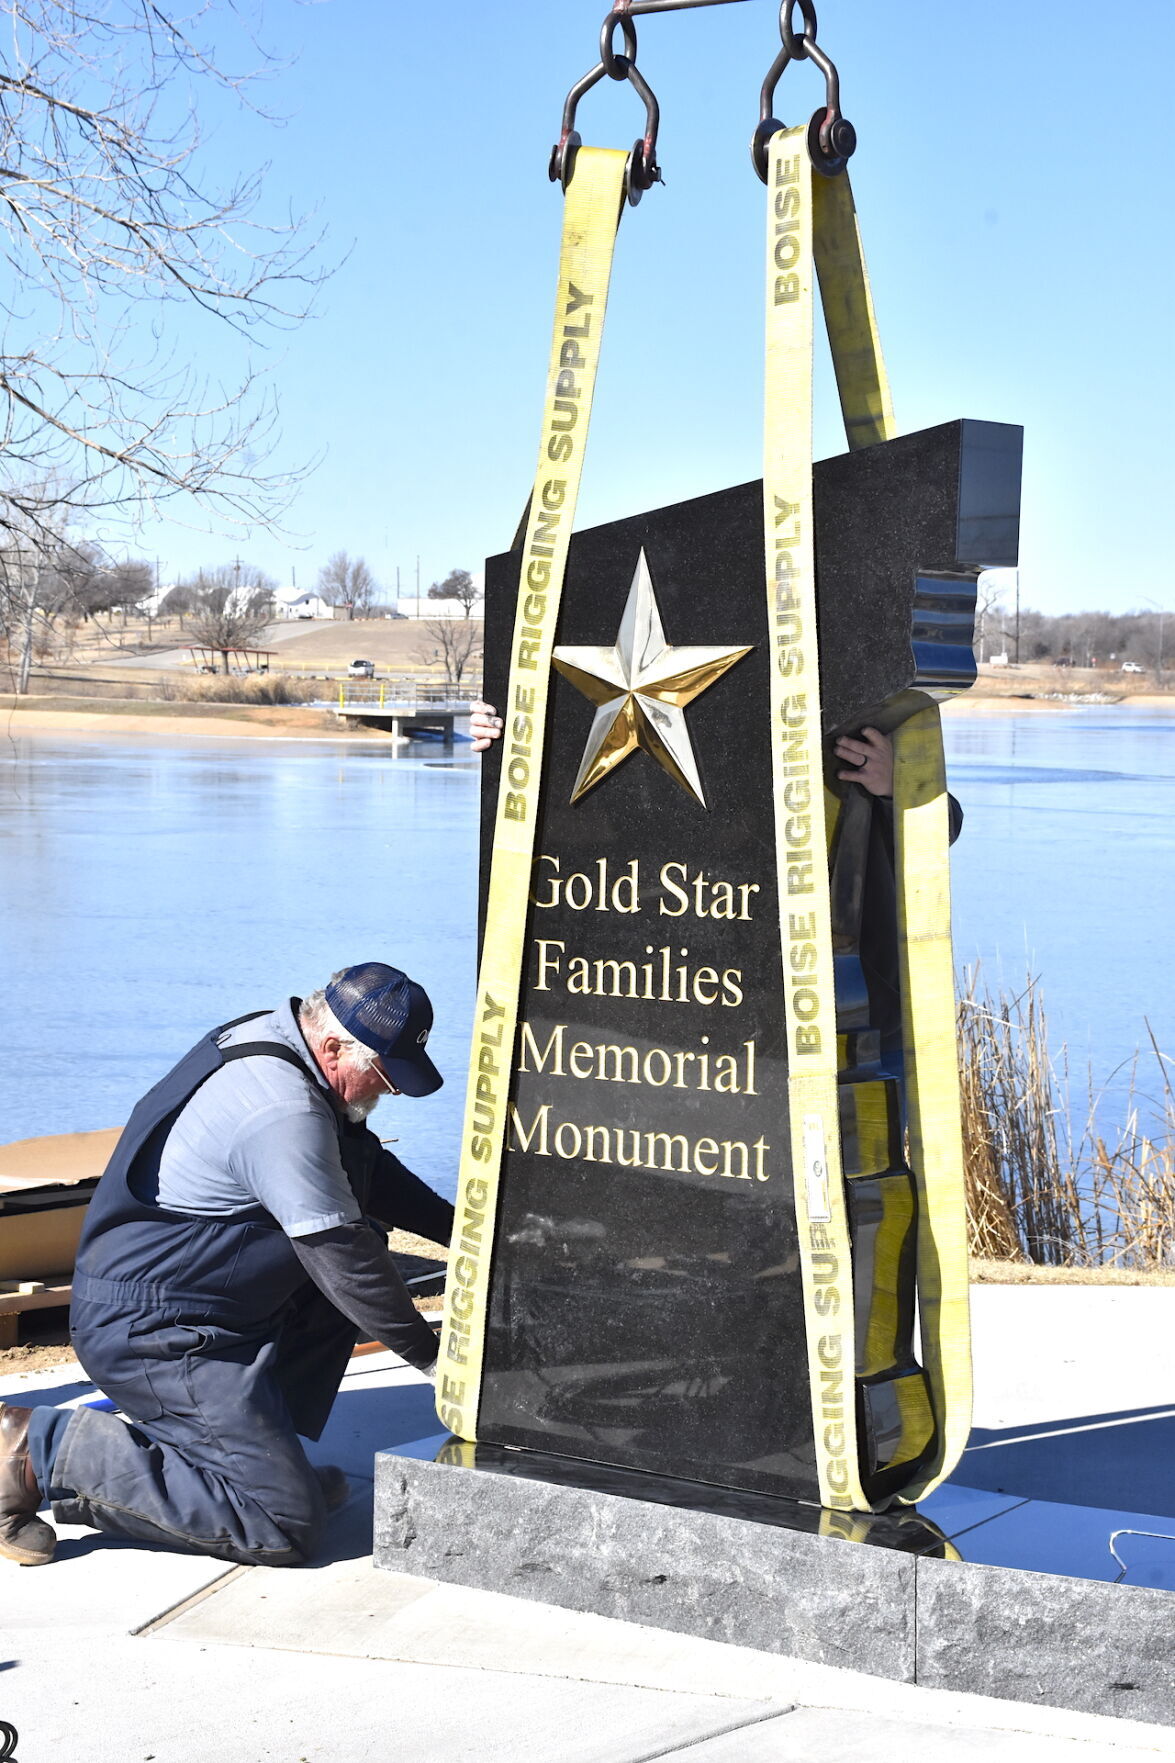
left=328, top=678, right=481, bottom=743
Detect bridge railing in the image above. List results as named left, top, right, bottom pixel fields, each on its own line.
left=334, top=676, right=482, bottom=710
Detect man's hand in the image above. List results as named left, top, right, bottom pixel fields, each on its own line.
left=834, top=727, right=893, bottom=798
left=469, top=700, right=504, bottom=752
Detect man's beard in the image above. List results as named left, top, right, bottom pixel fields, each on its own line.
left=344, top=1092, right=381, bottom=1123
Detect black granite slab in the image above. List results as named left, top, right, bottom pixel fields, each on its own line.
left=430, top=1437, right=954, bottom=1553
left=812, top=418, right=1021, bottom=734
left=480, top=488, right=813, bottom=1496
left=473, top=419, right=1022, bottom=1504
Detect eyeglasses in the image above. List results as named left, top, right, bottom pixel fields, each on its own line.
left=371, top=1058, right=400, bottom=1097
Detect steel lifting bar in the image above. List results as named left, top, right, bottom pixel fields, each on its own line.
left=615, top=0, right=753, bottom=13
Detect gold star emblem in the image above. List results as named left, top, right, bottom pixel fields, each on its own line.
left=552, top=549, right=752, bottom=807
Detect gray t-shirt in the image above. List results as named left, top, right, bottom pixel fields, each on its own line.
left=154, top=1000, right=363, bottom=1238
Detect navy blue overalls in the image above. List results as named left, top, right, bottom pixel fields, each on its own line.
left=34, top=1013, right=410, bottom=1564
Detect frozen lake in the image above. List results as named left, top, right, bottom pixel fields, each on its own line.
left=2, top=705, right=1172, bottom=1191
left=944, top=704, right=1175, bottom=1128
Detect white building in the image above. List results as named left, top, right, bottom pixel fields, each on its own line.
left=272, top=588, right=335, bottom=620
left=137, top=583, right=177, bottom=617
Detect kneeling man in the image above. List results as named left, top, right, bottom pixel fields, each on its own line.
left=1, top=962, right=460, bottom=1567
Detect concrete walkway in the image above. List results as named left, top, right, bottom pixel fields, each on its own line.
left=5, top=1330, right=1175, bottom=1763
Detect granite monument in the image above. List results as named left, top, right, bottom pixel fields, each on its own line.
left=436, top=416, right=1022, bottom=1508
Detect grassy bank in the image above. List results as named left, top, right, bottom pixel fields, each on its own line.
left=1, top=690, right=332, bottom=722
left=970, top=1258, right=1175, bottom=1286
left=0, top=693, right=396, bottom=742
left=951, top=662, right=1175, bottom=704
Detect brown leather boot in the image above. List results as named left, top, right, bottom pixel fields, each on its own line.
left=0, top=1403, right=56, bottom=1566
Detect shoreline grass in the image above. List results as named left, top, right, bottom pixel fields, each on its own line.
left=959, top=967, right=1175, bottom=1270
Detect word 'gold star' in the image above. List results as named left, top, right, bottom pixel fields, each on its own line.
left=552, top=550, right=752, bottom=807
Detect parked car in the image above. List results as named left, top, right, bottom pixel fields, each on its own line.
left=348, top=658, right=376, bottom=678
left=1121, top=661, right=1145, bottom=674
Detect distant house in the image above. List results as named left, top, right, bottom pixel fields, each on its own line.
left=273, top=589, right=334, bottom=621
left=138, top=584, right=177, bottom=617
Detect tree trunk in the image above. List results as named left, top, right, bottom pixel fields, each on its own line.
left=17, top=617, right=33, bottom=695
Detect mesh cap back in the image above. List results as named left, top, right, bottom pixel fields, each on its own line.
left=324, top=962, right=441, bottom=1097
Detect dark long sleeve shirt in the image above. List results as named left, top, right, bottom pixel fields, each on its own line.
left=291, top=1143, right=454, bottom=1372
left=292, top=1221, right=440, bottom=1371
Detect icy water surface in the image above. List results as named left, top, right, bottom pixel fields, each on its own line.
left=944, top=705, right=1175, bottom=1127
left=0, top=731, right=481, bottom=1191
left=2, top=706, right=1172, bottom=1181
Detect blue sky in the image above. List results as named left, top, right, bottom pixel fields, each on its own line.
left=126, top=0, right=1174, bottom=615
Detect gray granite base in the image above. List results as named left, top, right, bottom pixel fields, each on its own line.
left=374, top=1449, right=1175, bottom=1726
left=916, top=1553, right=1175, bottom=1726
left=374, top=1450, right=914, bottom=1680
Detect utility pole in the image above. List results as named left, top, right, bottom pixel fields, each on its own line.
left=416, top=555, right=421, bottom=622
left=1014, top=569, right=1021, bottom=666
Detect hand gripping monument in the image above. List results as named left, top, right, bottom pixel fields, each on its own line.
left=377, top=1, right=1022, bottom=1634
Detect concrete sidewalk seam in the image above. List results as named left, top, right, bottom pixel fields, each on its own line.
left=132, top=1562, right=251, bottom=1635
left=146, top=1624, right=792, bottom=1700
left=621, top=1704, right=796, bottom=1763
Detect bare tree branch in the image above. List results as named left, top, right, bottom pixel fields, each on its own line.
left=0, top=494, right=153, bottom=690
left=0, top=1, right=327, bottom=543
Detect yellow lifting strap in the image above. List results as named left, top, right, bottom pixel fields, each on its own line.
left=812, top=172, right=895, bottom=453
left=813, top=163, right=973, bottom=1503
left=763, top=126, right=866, bottom=1510
left=436, top=146, right=628, bottom=1443
left=892, top=705, right=974, bottom=1502
left=767, top=130, right=971, bottom=1507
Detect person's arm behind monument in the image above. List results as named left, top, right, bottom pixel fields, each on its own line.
left=833, top=726, right=963, bottom=843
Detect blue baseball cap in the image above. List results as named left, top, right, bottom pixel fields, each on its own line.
left=325, top=963, right=442, bottom=1097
